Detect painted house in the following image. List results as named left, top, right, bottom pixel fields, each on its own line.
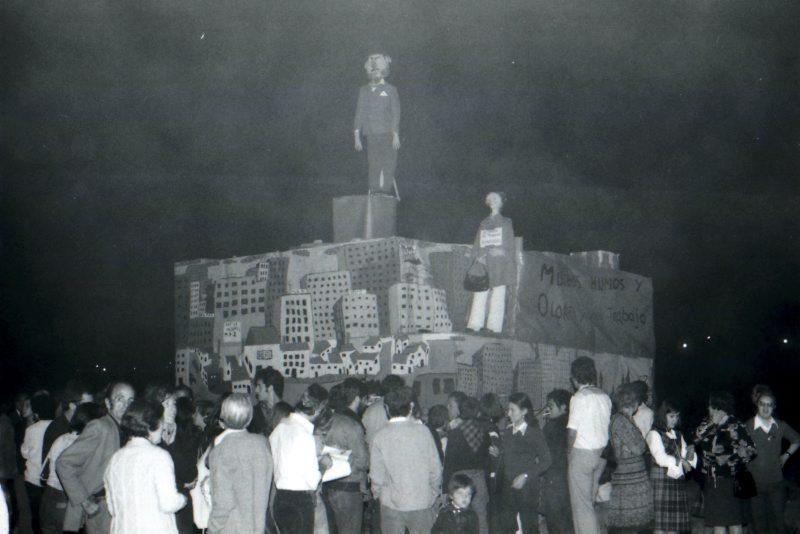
left=391, top=342, right=430, bottom=374
left=280, top=342, right=312, bottom=379
left=309, top=340, right=345, bottom=377
left=411, top=338, right=458, bottom=410
left=347, top=351, right=380, bottom=376
left=358, top=336, right=384, bottom=354
left=242, top=326, right=281, bottom=378
left=230, top=359, right=252, bottom=394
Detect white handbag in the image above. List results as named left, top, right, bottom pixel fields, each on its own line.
left=190, top=447, right=212, bottom=529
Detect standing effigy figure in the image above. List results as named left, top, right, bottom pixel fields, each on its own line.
left=354, top=53, right=401, bottom=196
left=466, top=192, right=515, bottom=335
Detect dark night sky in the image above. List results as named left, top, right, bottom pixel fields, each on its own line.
left=2, top=0, right=799, bottom=413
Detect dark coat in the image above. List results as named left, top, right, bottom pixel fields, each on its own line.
left=471, top=214, right=516, bottom=288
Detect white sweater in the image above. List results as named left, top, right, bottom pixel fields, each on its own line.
left=104, top=437, right=186, bottom=534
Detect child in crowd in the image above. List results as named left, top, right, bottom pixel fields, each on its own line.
left=433, top=474, right=479, bottom=534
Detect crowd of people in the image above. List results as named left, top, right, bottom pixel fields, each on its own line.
left=0, top=357, right=798, bottom=534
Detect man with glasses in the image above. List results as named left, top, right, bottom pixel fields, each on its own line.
left=57, top=382, right=135, bottom=534
left=746, top=388, right=800, bottom=533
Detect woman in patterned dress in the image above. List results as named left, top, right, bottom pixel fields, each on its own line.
left=693, top=391, right=756, bottom=533
left=646, top=400, right=697, bottom=534
left=608, top=386, right=654, bottom=532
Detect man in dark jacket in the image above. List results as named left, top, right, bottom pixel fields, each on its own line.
left=541, top=389, right=574, bottom=534
left=324, top=378, right=369, bottom=533
left=354, top=53, right=401, bottom=196
left=57, top=381, right=134, bottom=534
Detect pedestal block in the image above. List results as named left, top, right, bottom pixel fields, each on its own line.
left=333, top=195, right=397, bottom=242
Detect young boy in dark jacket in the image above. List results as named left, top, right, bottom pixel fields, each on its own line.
left=433, top=473, right=479, bottom=534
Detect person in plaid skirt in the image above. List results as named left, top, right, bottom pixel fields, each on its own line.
left=646, top=401, right=697, bottom=534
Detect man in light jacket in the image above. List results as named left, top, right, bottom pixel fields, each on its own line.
left=56, top=382, right=134, bottom=534
left=208, top=394, right=273, bottom=534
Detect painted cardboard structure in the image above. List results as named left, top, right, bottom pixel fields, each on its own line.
left=175, top=209, right=655, bottom=410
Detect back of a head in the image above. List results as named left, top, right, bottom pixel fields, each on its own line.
left=271, top=401, right=293, bottom=428
left=547, top=389, right=572, bottom=410
left=121, top=399, right=163, bottom=439
left=175, top=396, right=197, bottom=431
left=571, top=356, right=597, bottom=386
left=479, top=393, right=504, bottom=423
left=31, top=393, right=57, bottom=421
left=381, top=374, right=405, bottom=396
left=296, top=383, right=329, bottom=418
left=340, top=378, right=365, bottom=407
left=384, top=386, right=414, bottom=418
left=613, top=385, right=639, bottom=412
left=364, top=380, right=382, bottom=399
left=460, top=396, right=480, bottom=420
left=220, top=393, right=253, bottom=430
left=143, top=384, right=172, bottom=404
left=173, top=385, right=194, bottom=402
left=70, top=402, right=105, bottom=434
left=628, top=381, right=649, bottom=404
left=61, top=380, right=92, bottom=407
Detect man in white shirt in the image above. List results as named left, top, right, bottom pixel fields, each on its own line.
left=21, top=393, right=56, bottom=534
left=566, top=357, right=611, bottom=534
left=269, top=384, right=331, bottom=534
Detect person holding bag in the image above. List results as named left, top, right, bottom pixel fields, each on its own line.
left=693, top=391, right=756, bottom=533
left=465, top=192, right=515, bottom=335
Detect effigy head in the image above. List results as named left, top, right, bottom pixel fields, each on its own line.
left=364, top=53, right=391, bottom=82
left=485, top=192, right=506, bottom=211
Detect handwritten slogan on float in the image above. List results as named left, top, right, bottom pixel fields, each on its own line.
left=516, top=252, right=655, bottom=357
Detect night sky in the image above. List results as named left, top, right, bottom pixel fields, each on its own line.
left=2, top=0, right=799, bottom=418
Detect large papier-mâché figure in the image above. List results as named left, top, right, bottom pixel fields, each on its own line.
left=354, top=54, right=401, bottom=196
left=467, top=192, right=516, bottom=334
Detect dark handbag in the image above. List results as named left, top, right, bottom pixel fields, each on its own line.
left=733, top=467, right=757, bottom=499
left=463, top=260, right=490, bottom=292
